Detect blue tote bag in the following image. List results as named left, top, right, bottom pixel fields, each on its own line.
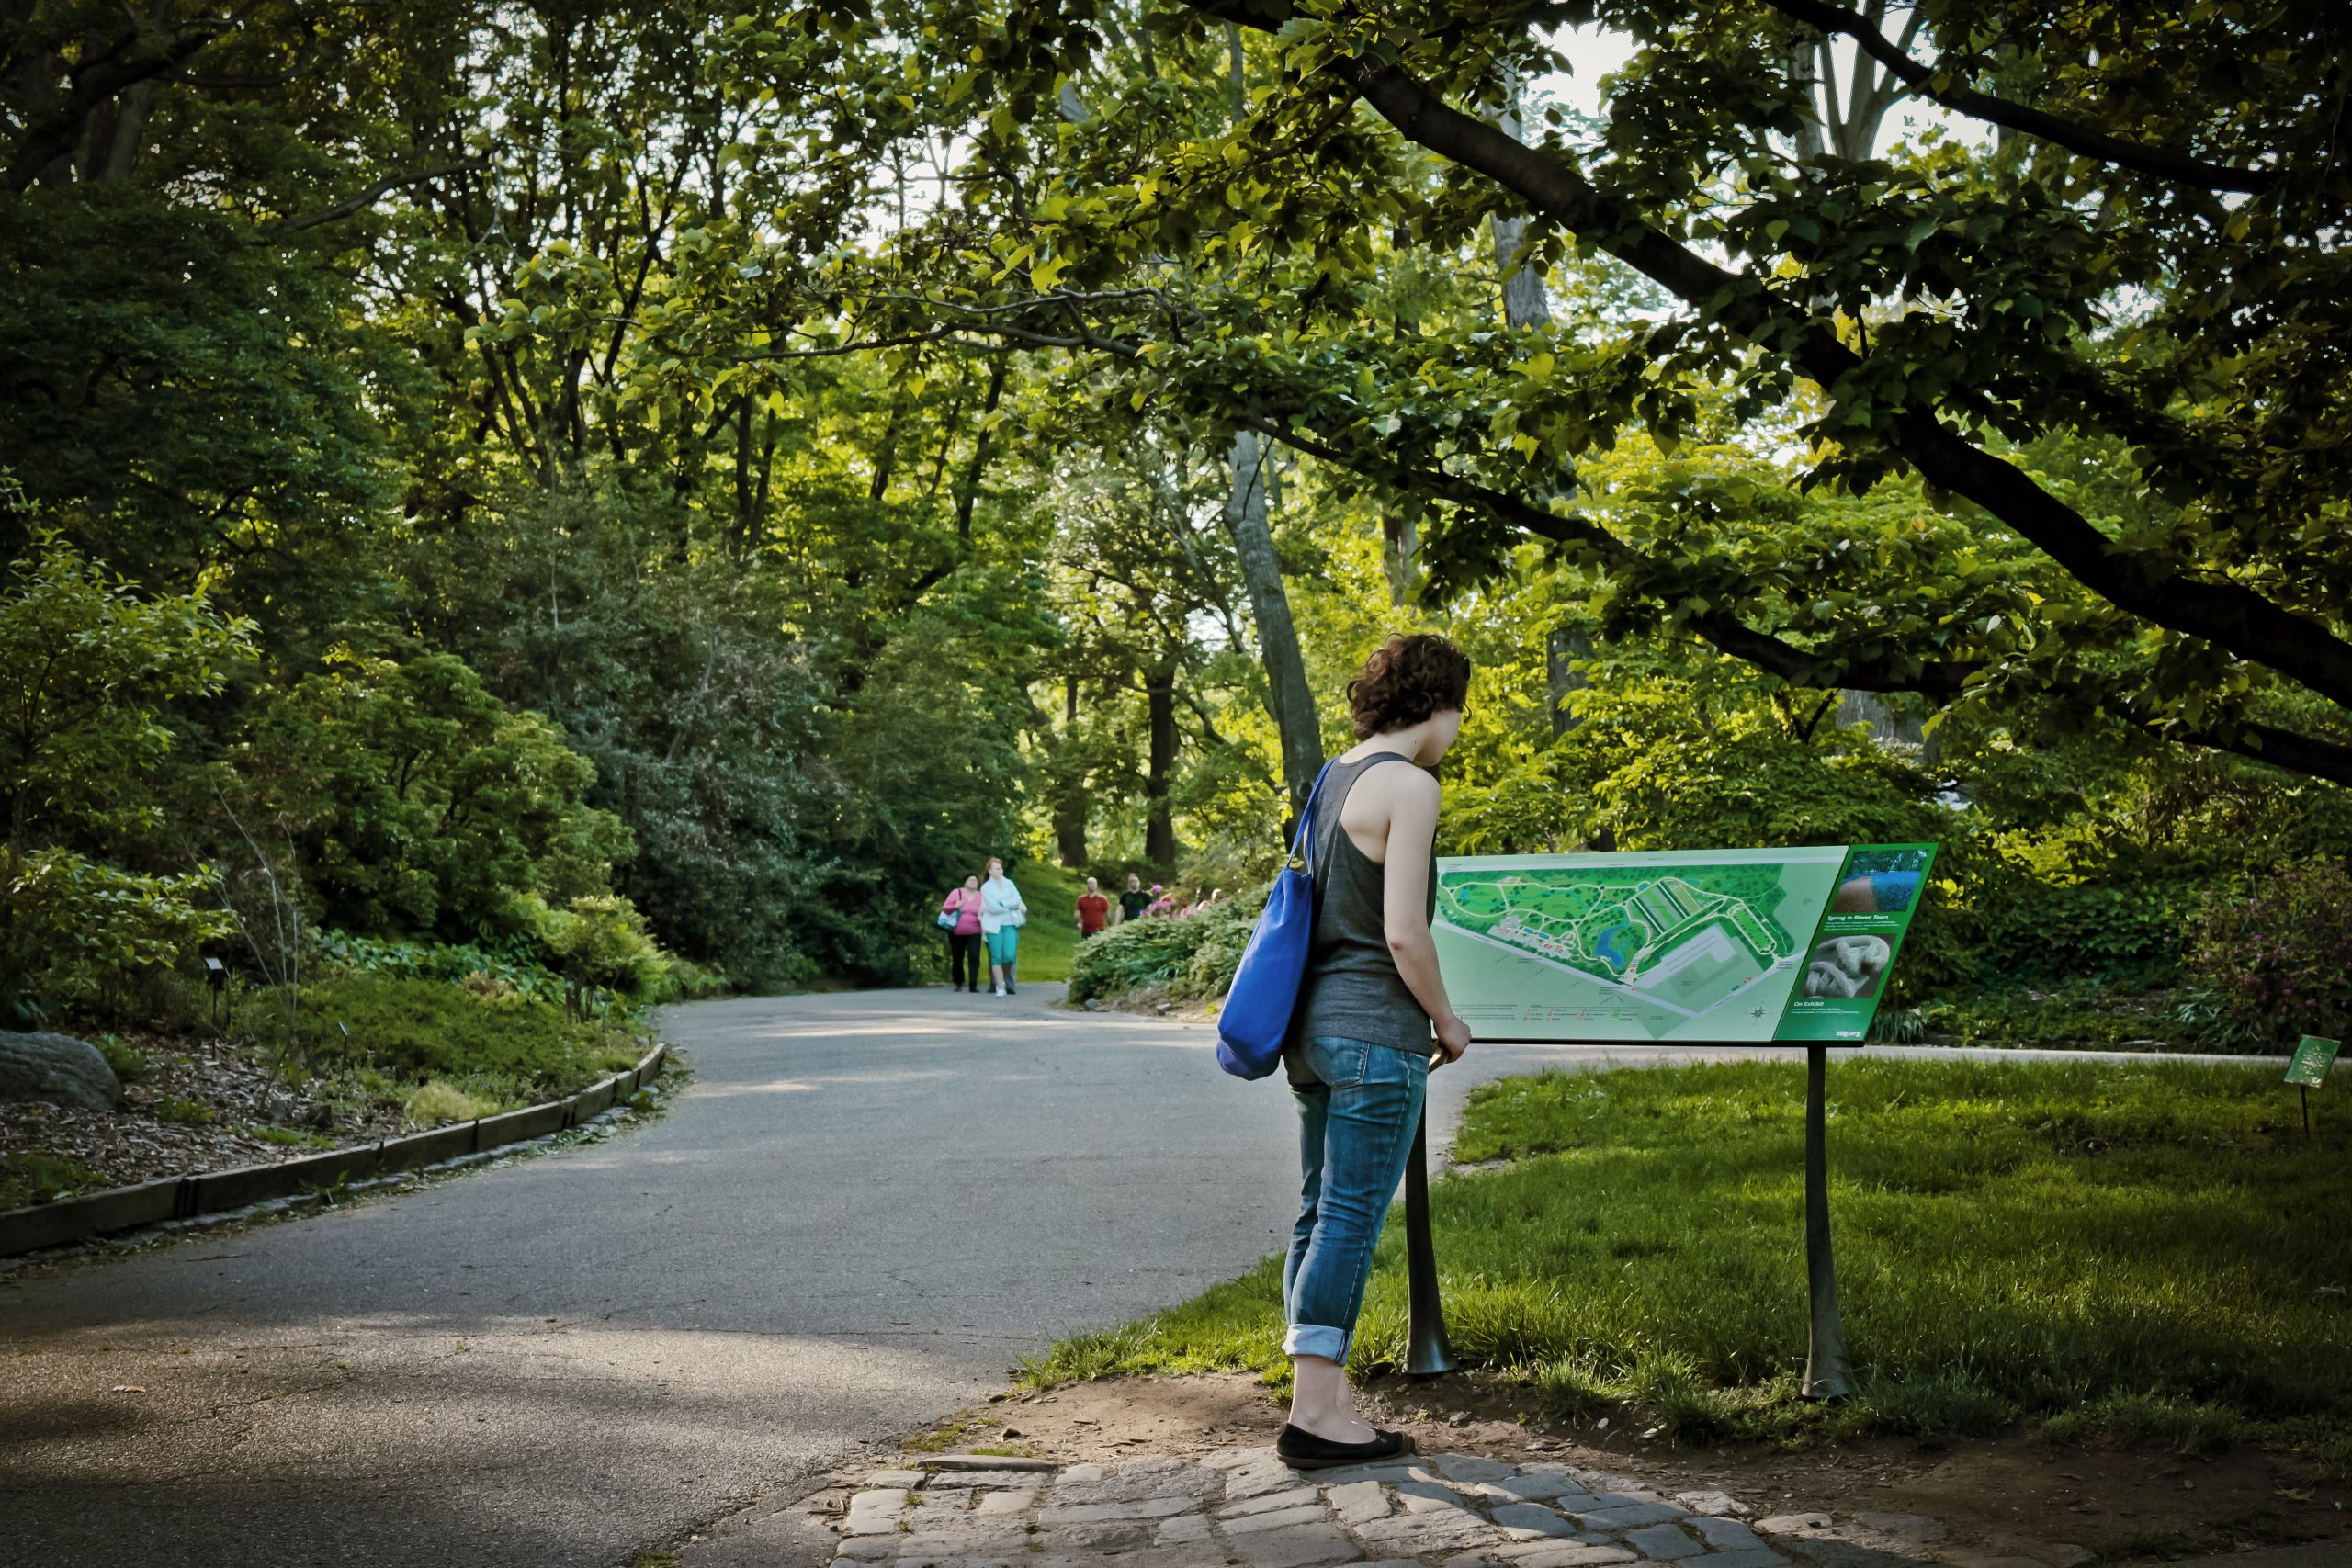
left=1216, top=761, right=1336, bottom=1079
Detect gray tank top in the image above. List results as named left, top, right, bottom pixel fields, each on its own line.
left=1284, top=752, right=1435, bottom=1056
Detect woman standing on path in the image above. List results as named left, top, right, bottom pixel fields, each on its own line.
left=941, top=874, right=984, bottom=993
left=978, top=857, right=1028, bottom=996
left=1276, top=633, right=1475, bottom=1471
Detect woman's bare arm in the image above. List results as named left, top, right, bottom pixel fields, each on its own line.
left=1377, top=768, right=1471, bottom=1060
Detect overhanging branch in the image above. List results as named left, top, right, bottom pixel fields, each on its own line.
left=1757, top=0, right=2278, bottom=193
left=1323, top=51, right=2352, bottom=716
left=817, top=290, right=2352, bottom=786
left=270, top=162, right=484, bottom=236
left=1231, top=412, right=1978, bottom=697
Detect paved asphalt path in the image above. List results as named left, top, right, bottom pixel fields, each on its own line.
left=0, top=984, right=2272, bottom=1568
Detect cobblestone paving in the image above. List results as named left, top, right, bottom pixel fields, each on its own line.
left=820, top=1448, right=1961, bottom=1568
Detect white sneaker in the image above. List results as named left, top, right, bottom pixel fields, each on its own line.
left=993, top=986, right=1005, bottom=996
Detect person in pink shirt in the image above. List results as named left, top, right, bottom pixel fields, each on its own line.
left=941, top=874, right=984, bottom=993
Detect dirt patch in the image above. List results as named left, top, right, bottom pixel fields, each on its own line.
left=1067, top=984, right=1216, bottom=1021
left=0, top=1030, right=402, bottom=1203
left=898, top=1372, right=2352, bottom=1563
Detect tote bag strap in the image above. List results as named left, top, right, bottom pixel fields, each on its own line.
left=1287, top=760, right=1339, bottom=875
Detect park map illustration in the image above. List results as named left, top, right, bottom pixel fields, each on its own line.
left=1432, top=847, right=1858, bottom=1043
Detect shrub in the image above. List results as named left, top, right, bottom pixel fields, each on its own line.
left=0, top=538, right=254, bottom=1022
left=1066, top=914, right=1210, bottom=1003
left=245, top=973, right=622, bottom=1095
left=528, top=893, right=666, bottom=1003
left=236, top=650, right=634, bottom=942
left=2182, top=856, right=2352, bottom=1047
left=3, top=849, right=232, bottom=1024
left=1066, top=890, right=1264, bottom=1006
left=1180, top=898, right=1261, bottom=998
left=0, top=1151, right=103, bottom=1208
left=404, top=1079, right=499, bottom=1126
left=95, top=1034, right=152, bottom=1080
left=1972, top=874, right=2187, bottom=987
left=648, top=955, right=729, bottom=1002
left=1925, top=981, right=2178, bottom=1049
left=313, top=929, right=562, bottom=1004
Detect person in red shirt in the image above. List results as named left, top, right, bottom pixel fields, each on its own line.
left=1075, top=876, right=1111, bottom=940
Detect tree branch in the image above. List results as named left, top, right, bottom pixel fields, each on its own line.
left=2168, top=718, right=2352, bottom=791
left=6, top=18, right=233, bottom=192
left=1329, top=54, right=2352, bottom=716
left=1757, top=0, right=2278, bottom=192
left=1229, top=410, right=1977, bottom=697
left=270, top=161, right=484, bottom=236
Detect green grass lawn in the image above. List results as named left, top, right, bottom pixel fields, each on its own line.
left=1024, top=1056, right=2352, bottom=1461
left=1013, top=862, right=1086, bottom=984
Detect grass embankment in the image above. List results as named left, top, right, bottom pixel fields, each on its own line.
left=247, top=972, right=648, bottom=1122
left=1015, top=863, right=1085, bottom=985
left=1025, top=1057, right=2352, bottom=1460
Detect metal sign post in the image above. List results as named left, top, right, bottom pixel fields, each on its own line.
left=1801, top=1043, right=1852, bottom=1399
left=1404, top=1106, right=1459, bottom=1377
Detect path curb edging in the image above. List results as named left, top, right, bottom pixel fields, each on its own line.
left=0, top=1042, right=669, bottom=1258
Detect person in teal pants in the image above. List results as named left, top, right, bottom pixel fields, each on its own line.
left=978, top=857, right=1027, bottom=996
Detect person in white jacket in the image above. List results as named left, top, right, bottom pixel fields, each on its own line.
left=978, top=857, right=1028, bottom=996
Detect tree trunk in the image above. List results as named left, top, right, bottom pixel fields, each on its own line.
left=1144, top=657, right=1179, bottom=871
left=1381, top=513, right=1419, bottom=607
left=1545, top=625, right=1589, bottom=736
left=1053, top=672, right=1088, bottom=865
left=952, top=358, right=1009, bottom=538
left=74, top=78, right=159, bottom=185
left=1490, top=85, right=1555, bottom=334
left=1492, top=85, right=1578, bottom=742
left=1492, top=211, right=1550, bottom=331
left=1222, top=429, right=1323, bottom=822
left=1834, top=690, right=1936, bottom=764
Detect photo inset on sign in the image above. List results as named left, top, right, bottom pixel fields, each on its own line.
left=1804, top=933, right=1891, bottom=998
left=1833, top=846, right=1930, bottom=914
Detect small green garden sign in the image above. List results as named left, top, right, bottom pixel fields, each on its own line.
left=2285, top=1035, right=2340, bottom=1089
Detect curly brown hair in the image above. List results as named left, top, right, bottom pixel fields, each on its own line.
left=1347, top=634, right=1472, bottom=739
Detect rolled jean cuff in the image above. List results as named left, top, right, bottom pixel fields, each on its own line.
left=1283, top=1322, right=1350, bottom=1362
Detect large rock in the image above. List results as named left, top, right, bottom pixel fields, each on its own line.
left=0, top=1032, right=121, bottom=1110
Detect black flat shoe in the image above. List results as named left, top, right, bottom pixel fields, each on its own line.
left=1273, top=1424, right=1414, bottom=1470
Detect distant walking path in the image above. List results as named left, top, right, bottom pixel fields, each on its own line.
left=0, top=987, right=2278, bottom=1567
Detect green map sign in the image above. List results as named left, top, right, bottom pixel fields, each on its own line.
left=1433, top=843, right=1938, bottom=1044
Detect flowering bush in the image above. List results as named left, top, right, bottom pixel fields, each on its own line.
left=2182, top=857, right=2352, bottom=1048
left=1067, top=891, right=1261, bottom=1004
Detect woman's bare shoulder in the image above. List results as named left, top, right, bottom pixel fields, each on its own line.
left=1351, top=757, right=1438, bottom=806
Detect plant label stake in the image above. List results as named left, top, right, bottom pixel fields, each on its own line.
left=204, top=957, right=227, bottom=1033
left=2285, top=1036, right=2339, bottom=1138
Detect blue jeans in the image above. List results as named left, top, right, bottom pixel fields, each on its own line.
left=1282, top=1035, right=1430, bottom=1364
